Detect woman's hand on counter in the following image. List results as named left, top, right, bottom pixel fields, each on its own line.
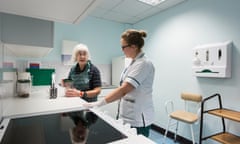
left=65, top=88, right=83, bottom=97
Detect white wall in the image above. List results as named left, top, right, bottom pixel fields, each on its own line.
left=134, top=0, right=240, bottom=143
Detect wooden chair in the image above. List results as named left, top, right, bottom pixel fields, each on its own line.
left=163, top=92, right=202, bottom=144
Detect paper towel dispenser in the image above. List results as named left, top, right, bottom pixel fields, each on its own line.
left=192, top=41, right=232, bottom=78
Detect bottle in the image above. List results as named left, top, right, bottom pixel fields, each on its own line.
left=50, top=73, right=57, bottom=99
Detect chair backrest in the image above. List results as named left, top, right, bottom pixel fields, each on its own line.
left=181, top=92, right=202, bottom=113
left=181, top=92, right=202, bottom=102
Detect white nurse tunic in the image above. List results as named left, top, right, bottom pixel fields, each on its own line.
left=118, top=52, right=155, bottom=127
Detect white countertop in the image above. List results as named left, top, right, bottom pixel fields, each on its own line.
left=2, top=86, right=86, bottom=119
left=0, top=86, right=156, bottom=144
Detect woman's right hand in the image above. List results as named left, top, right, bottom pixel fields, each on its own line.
left=65, top=88, right=83, bottom=97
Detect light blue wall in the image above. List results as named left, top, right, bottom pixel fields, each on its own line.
left=43, top=16, right=127, bottom=64
left=134, top=0, right=240, bottom=142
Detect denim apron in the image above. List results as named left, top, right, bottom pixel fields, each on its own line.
left=70, top=61, right=97, bottom=102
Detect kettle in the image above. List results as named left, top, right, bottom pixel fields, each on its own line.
left=17, top=72, right=31, bottom=97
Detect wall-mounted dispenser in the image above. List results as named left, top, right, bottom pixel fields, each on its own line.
left=192, top=41, right=232, bottom=78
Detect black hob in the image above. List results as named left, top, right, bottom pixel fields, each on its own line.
left=1, top=110, right=126, bottom=144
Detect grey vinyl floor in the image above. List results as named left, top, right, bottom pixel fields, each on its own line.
left=149, top=129, right=180, bottom=144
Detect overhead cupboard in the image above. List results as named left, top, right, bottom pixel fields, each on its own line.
left=0, top=12, right=54, bottom=58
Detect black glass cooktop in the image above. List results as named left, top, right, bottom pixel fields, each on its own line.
left=1, top=110, right=126, bottom=144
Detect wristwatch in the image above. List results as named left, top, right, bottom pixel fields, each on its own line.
left=82, top=91, right=87, bottom=98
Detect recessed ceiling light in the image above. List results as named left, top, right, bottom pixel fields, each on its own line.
left=138, top=0, right=166, bottom=6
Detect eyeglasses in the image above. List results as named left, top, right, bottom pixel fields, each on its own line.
left=121, top=45, right=130, bottom=49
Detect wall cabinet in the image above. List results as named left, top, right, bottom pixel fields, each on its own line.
left=0, top=12, right=53, bottom=58
left=200, top=94, right=240, bottom=144
left=1, top=12, right=53, bottom=48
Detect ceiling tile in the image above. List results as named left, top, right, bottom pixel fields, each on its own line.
left=90, top=0, right=186, bottom=24
left=90, top=7, right=109, bottom=18
left=112, top=0, right=152, bottom=17
left=0, top=0, right=98, bottom=24
left=0, top=0, right=187, bottom=24
left=101, top=10, right=133, bottom=23
left=97, top=0, right=123, bottom=9
left=135, top=7, right=161, bottom=21
left=156, top=0, right=186, bottom=9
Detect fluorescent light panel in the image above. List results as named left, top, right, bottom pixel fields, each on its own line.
left=138, top=0, right=166, bottom=6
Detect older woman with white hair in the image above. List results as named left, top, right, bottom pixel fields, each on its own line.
left=65, top=43, right=101, bottom=102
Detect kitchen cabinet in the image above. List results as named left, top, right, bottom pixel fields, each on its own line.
left=1, top=12, right=53, bottom=48
left=0, top=12, right=53, bottom=58
left=199, top=93, right=240, bottom=144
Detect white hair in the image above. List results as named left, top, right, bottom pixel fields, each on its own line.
left=71, top=43, right=91, bottom=62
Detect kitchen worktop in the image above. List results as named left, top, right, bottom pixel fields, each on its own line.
left=2, top=86, right=85, bottom=119
left=0, top=86, right=156, bottom=144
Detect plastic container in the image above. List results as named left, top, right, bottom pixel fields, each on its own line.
left=17, top=80, right=31, bottom=97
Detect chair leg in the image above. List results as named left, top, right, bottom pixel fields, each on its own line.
left=163, top=118, right=171, bottom=144
left=190, top=124, right=195, bottom=144
left=174, top=121, right=179, bottom=142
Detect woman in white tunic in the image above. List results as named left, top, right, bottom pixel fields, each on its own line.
left=85, top=29, right=155, bottom=137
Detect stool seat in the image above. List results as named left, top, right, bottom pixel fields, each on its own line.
left=170, top=110, right=198, bottom=123
left=163, top=92, right=202, bottom=144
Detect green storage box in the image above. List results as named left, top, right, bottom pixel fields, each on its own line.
left=26, top=68, right=55, bottom=86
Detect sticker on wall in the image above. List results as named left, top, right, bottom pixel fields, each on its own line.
left=192, top=41, right=232, bottom=78
left=28, top=61, right=41, bottom=69
left=2, top=61, right=15, bottom=68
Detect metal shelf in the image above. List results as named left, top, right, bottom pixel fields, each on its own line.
left=199, top=93, right=240, bottom=144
